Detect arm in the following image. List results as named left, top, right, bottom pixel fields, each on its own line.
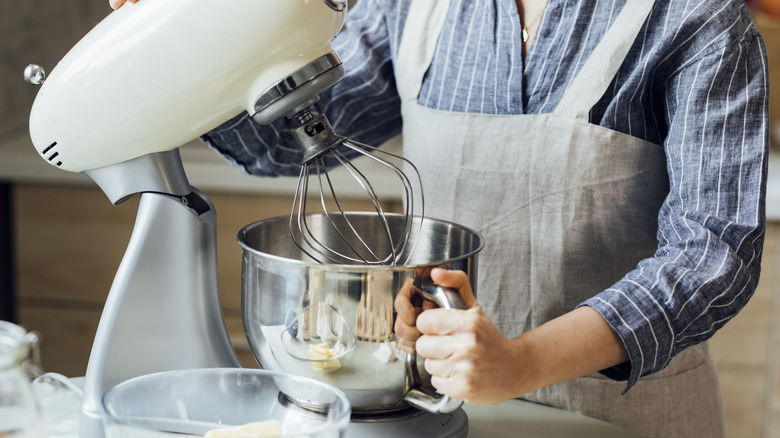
left=403, top=7, right=769, bottom=403
left=583, top=19, right=769, bottom=389
left=201, top=0, right=404, bottom=177
left=411, top=269, right=628, bottom=404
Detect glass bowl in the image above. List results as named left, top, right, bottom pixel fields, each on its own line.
left=280, top=304, right=357, bottom=373
left=101, top=368, right=351, bottom=438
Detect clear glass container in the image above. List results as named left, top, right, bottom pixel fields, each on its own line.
left=0, top=320, right=46, bottom=437
left=101, top=368, right=351, bottom=438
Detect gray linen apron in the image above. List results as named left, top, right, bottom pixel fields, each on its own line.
left=396, top=1, right=725, bottom=436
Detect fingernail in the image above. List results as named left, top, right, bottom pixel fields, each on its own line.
left=110, top=0, right=124, bottom=9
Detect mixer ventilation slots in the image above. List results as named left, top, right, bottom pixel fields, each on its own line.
left=41, top=142, right=63, bottom=167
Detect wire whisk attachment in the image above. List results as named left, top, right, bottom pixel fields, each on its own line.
left=289, top=108, right=424, bottom=266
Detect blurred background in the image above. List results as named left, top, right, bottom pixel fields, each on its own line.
left=0, top=1, right=778, bottom=436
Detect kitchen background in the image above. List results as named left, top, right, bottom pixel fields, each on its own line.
left=0, top=1, right=779, bottom=437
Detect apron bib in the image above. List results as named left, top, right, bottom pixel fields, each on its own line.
left=396, top=1, right=725, bottom=436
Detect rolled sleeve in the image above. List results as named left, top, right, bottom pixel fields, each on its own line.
left=581, top=28, right=769, bottom=391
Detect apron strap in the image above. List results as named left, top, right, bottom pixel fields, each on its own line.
left=397, top=0, right=655, bottom=120
left=395, top=0, right=452, bottom=102
left=553, top=0, right=656, bottom=120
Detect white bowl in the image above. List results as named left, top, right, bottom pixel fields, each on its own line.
left=101, top=368, right=350, bottom=437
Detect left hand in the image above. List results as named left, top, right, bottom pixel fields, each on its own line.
left=110, top=0, right=139, bottom=10
left=414, top=268, right=525, bottom=405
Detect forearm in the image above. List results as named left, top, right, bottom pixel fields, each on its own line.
left=512, top=306, right=628, bottom=395
left=415, top=271, right=630, bottom=404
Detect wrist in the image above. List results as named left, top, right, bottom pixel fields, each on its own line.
left=508, top=332, right=547, bottom=396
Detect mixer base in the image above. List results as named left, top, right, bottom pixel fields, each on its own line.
left=344, top=408, right=468, bottom=438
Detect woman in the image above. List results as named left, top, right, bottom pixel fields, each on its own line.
left=113, top=0, right=769, bottom=436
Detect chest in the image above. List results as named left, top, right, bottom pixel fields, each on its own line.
left=416, top=0, right=632, bottom=114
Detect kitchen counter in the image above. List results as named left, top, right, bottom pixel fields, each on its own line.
left=32, top=375, right=647, bottom=438
left=464, top=402, right=647, bottom=437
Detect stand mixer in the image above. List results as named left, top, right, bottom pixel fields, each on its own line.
left=24, top=1, right=477, bottom=437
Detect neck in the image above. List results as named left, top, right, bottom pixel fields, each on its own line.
left=516, top=0, right=547, bottom=54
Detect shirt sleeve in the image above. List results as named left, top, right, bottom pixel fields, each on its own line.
left=201, top=0, right=403, bottom=177
left=580, top=22, right=770, bottom=391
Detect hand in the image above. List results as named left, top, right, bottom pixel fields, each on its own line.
left=395, top=268, right=631, bottom=405
left=406, top=269, right=631, bottom=405
left=393, top=276, right=436, bottom=354
left=394, top=268, right=521, bottom=404
left=110, top=0, right=139, bottom=10
left=413, top=269, right=524, bottom=404
left=394, top=268, right=479, bottom=354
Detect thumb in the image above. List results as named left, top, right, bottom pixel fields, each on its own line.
left=430, top=268, right=478, bottom=308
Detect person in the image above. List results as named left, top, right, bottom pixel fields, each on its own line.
left=113, top=0, right=769, bottom=436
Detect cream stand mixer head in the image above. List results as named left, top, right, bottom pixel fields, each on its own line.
left=24, top=1, right=350, bottom=436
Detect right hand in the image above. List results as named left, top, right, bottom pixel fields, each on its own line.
left=393, top=268, right=478, bottom=355
left=110, top=0, right=139, bottom=9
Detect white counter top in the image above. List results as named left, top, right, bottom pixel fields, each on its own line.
left=32, top=375, right=646, bottom=438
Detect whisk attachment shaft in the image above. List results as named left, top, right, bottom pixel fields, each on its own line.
left=289, top=108, right=423, bottom=266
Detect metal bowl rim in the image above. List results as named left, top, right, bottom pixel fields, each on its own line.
left=235, top=212, right=486, bottom=270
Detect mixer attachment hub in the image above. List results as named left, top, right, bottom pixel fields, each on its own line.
left=292, top=110, right=346, bottom=163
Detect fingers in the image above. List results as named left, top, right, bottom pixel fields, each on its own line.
left=394, top=279, right=420, bottom=326
left=393, top=271, right=477, bottom=355
left=394, top=279, right=423, bottom=353
left=394, top=313, right=422, bottom=343
left=414, top=308, right=521, bottom=405
left=419, top=333, right=482, bottom=402
left=110, top=0, right=138, bottom=9
left=430, top=268, right=478, bottom=308
left=416, top=305, right=483, bottom=337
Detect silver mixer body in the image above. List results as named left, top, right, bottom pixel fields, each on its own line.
left=24, top=0, right=481, bottom=436
left=24, top=1, right=349, bottom=436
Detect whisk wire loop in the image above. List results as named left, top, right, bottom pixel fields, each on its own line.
left=341, top=142, right=414, bottom=260
left=289, top=111, right=424, bottom=266
left=291, top=157, right=393, bottom=265
left=316, top=156, right=394, bottom=264
left=332, top=149, right=399, bottom=262
left=342, top=140, right=424, bottom=265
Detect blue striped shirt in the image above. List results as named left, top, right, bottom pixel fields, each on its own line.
left=203, top=0, right=769, bottom=390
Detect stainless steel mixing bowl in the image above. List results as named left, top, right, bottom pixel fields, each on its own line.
left=238, top=212, right=484, bottom=417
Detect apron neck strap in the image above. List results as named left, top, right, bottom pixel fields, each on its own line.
left=396, top=0, right=656, bottom=120
left=395, top=0, right=452, bottom=102
left=553, top=0, right=656, bottom=119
